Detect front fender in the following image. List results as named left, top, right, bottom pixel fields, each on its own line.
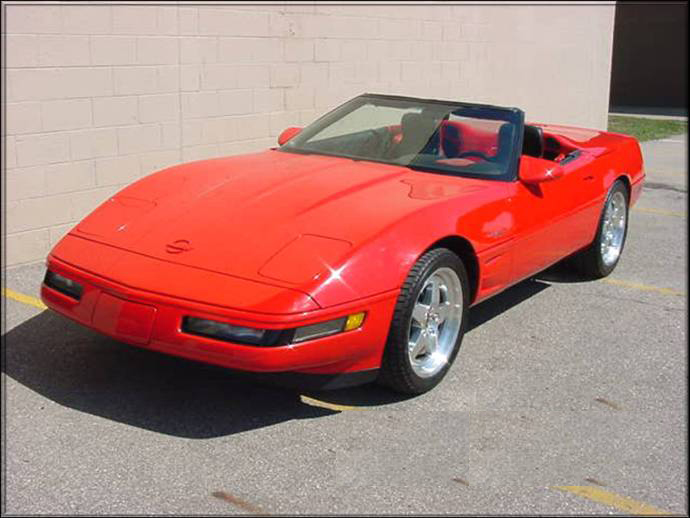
left=303, top=186, right=513, bottom=308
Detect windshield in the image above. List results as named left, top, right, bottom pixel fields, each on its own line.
left=279, top=94, right=524, bottom=181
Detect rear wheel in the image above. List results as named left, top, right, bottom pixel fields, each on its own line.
left=571, top=179, right=629, bottom=279
left=378, top=248, right=469, bottom=394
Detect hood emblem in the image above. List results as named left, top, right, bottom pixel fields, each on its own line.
left=166, top=239, right=193, bottom=254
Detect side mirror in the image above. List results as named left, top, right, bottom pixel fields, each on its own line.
left=278, top=127, right=302, bottom=146
left=519, top=156, right=564, bottom=184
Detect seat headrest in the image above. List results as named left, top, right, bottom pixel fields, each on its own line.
left=523, top=124, right=544, bottom=158
left=494, top=122, right=515, bottom=162
left=401, top=112, right=422, bottom=132
left=399, top=112, right=439, bottom=152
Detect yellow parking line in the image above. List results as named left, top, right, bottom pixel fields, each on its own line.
left=633, top=207, right=686, bottom=217
left=2, top=287, right=47, bottom=310
left=602, top=278, right=684, bottom=297
left=553, top=486, right=671, bottom=515
left=300, top=395, right=367, bottom=412
left=211, top=491, right=266, bottom=515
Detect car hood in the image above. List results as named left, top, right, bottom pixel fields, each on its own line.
left=73, top=150, right=487, bottom=290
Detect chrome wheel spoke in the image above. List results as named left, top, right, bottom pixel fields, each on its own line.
left=436, top=301, right=456, bottom=324
left=406, top=267, right=464, bottom=378
left=412, top=302, right=429, bottom=326
left=600, top=190, right=627, bottom=267
left=409, top=331, right=431, bottom=359
left=426, top=330, right=438, bottom=355
left=429, top=278, right=442, bottom=307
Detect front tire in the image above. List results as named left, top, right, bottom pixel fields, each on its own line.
left=571, top=179, right=629, bottom=279
left=378, top=248, right=469, bottom=394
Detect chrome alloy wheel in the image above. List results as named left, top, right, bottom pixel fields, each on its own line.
left=600, top=191, right=627, bottom=267
left=407, top=267, right=464, bottom=378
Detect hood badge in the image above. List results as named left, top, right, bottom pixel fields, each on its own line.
left=166, top=239, right=193, bottom=254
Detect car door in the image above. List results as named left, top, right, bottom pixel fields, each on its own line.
left=557, top=152, right=607, bottom=248
left=507, top=158, right=596, bottom=283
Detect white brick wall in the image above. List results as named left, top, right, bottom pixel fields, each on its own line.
left=2, top=2, right=616, bottom=266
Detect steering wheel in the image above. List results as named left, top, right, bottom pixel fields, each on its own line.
left=455, top=150, right=491, bottom=161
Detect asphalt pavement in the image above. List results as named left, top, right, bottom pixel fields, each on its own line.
left=2, top=132, right=687, bottom=515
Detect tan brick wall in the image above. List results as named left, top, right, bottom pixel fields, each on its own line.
left=2, top=2, right=616, bottom=266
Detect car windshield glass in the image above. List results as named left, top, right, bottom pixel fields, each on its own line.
left=279, top=94, right=524, bottom=181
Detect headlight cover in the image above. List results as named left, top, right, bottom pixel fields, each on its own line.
left=44, top=270, right=84, bottom=300
left=182, top=312, right=366, bottom=346
left=182, top=317, right=284, bottom=346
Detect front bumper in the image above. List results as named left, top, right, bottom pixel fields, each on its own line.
left=41, top=255, right=398, bottom=376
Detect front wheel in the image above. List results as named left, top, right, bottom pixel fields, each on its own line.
left=378, top=248, right=469, bottom=394
left=571, top=179, right=629, bottom=279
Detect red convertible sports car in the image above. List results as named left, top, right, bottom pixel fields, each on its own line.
left=42, top=94, right=644, bottom=394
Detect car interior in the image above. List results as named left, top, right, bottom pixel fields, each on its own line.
left=293, top=107, right=584, bottom=177
left=528, top=124, right=583, bottom=164
left=395, top=120, right=581, bottom=165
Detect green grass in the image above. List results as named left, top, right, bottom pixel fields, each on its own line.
left=607, top=115, right=687, bottom=142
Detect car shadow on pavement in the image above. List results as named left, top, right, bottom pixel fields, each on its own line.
left=2, top=279, right=551, bottom=438
left=468, top=277, right=551, bottom=330
left=2, top=310, right=340, bottom=439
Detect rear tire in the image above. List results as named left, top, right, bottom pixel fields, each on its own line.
left=377, top=248, right=469, bottom=394
left=571, top=179, right=629, bottom=279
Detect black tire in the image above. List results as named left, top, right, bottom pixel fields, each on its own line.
left=377, top=248, right=469, bottom=394
left=571, top=179, right=629, bottom=279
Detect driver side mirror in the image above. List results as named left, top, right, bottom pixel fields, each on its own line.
left=519, top=156, right=564, bottom=184
left=278, top=127, right=302, bottom=146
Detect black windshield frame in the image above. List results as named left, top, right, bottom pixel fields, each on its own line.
left=278, top=93, right=525, bottom=182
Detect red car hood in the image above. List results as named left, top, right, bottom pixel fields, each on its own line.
left=72, top=150, right=486, bottom=288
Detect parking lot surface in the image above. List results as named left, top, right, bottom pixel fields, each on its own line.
left=2, top=133, right=687, bottom=515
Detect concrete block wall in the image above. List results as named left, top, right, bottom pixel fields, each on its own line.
left=2, top=2, right=616, bottom=266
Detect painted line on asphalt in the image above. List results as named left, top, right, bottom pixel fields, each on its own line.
left=633, top=207, right=686, bottom=217
left=2, top=287, right=47, bottom=310
left=300, top=394, right=368, bottom=412
left=602, top=278, right=684, bottom=297
left=658, top=139, right=685, bottom=143
left=211, top=491, right=266, bottom=515
left=593, top=397, right=622, bottom=410
left=553, top=486, right=671, bottom=515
